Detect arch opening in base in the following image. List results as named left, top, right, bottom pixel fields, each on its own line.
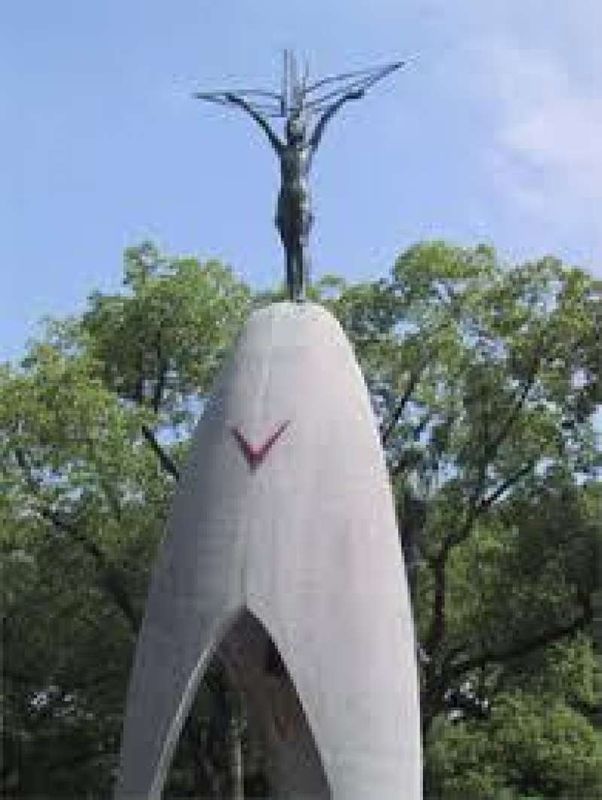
left=164, top=608, right=330, bottom=799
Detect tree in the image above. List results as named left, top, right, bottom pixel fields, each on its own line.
left=1, top=244, right=251, bottom=797
left=1, top=241, right=600, bottom=798
left=322, top=242, right=602, bottom=798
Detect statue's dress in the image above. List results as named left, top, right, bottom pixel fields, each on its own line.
left=276, top=144, right=313, bottom=252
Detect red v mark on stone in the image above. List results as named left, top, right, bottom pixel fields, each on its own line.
left=231, top=421, right=290, bottom=470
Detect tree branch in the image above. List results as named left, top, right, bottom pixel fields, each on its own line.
left=488, top=360, right=540, bottom=460
left=152, top=361, right=168, bottom=415
left=40, top=506, right=139, bottom=633
left=421, top=354, right=546, bottom=723
left=141, top=423, right=180, bottom=480
left=478, top=460, right=537, bottom=512
left=424, top=541, right=452, bottom=659
left=446, top=351, right=544, bottom=551
left=132, top=346, right=145, bottom=405
left=390, top=413, right=433, bottom=478
left=127, top=327, right=179, bottom=479
left=151, top=328, right=168, bottom=415
left=80, top=435, right=123, bottom=522
left=446, top=603, right=592, bottom=680
left=13, top=448, right=139, bottom=634
left=380, top=365, right=426, bottom=446
left=422, top=460, right=537, bottom=681
left=427, top=460, right=535, bottom=653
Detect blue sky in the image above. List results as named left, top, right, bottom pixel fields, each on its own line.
left=3, top=1, right=601, bottom=361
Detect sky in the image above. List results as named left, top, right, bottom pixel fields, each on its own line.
left=3, top=1, right=602, bottom=361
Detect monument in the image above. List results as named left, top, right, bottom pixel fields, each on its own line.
left=114, top=55, right=421, bottom=800
left=193, top=52, right=403, bottom=301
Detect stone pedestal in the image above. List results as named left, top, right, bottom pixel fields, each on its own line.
left=114, top=302, right=422, bottom=799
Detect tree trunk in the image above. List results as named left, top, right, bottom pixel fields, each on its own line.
left=227, top=690, right=244, bottom=800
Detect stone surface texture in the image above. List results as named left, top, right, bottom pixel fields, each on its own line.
left=114, top=302, right=422, bottom=799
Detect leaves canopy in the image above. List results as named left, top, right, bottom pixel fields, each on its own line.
left=2, top=241, right=600, bottom=798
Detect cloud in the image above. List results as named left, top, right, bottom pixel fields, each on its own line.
left=480, top=42, right=602, bottom=250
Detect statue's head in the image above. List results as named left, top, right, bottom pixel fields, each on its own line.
left=286, top=111, right=306, bottom=145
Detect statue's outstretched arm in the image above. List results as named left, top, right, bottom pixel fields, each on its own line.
left=225, top=94, right=283, bottom=155
left=309, top=88, right=364, bottom=154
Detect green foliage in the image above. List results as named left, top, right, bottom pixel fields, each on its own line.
left=319, top=241, right=602, bottom=797
left=425, top=689, right=602, bottom=799
left=2, top=241, right=600, bottom=798
left=82, top=242, right=251, bottom=420
left=1, top=245, right=251, bottom=797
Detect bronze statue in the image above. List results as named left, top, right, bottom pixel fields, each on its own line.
left=194, top=52, right=404, bottom=301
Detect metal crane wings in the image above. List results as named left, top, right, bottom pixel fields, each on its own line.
left=192, top=57, right=404, bottom=118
